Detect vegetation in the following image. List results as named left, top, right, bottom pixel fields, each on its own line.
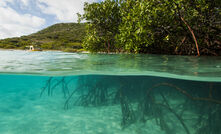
left=0, top=23, right=86, bottom=52
left=1, top=0, right=220, bottom=55
left=79, top=0, right=221, bottom=55
left=78, top=1, right=121, bottom=53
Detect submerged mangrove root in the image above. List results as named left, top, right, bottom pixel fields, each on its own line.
left=64, top=88, right=78, bottom=109
left=159, top=93, right=190, bottom=134
left=41, top=76, right=221, bottom=133
left=40, top=77, right=74, bottom=98
left=196, top=104, right=221, bottom=134
left=64, top=77, right=118, bottom=109
left=144, top=82, right=221, bottom=134
left=75, top=84, right=109, bottom=106
left=52, top=77, right=70, bottom=98
left=139, top=91, right=174, bottom=134
left=139, top=89, right=189, bottom=134
left=40, top=77, right=53, bottom=97
left=148, top=83, right=221, bottom=105
left=120, top=91, right=136, bottom=128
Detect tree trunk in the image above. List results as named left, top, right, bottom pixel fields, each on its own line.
left=107, top=40, right=110, bottom=53
left=181, top=17, right=200, bottom=56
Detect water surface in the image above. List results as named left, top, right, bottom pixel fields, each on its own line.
left=0, top=50, right=220, bottom=81
left=0, top=50, right=220, bottom=134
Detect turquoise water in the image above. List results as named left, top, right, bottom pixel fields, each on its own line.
left=0, top=50, right=221, bottom=134
left=0, top=50, right=221, bottom=81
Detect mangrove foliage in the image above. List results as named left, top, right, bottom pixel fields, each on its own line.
left=79, top=0, right=221, bottom=55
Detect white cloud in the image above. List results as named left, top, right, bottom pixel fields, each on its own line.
left=0, top=1, right=45, bottom=39
left=37, top=0, right=97, bottom=22
left=0, top=0, right=98, bottom=39
left=0, top=0, right=14, bottom=7
left=20, top=0, right=29, bottom=6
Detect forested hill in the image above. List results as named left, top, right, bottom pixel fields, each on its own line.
left=0, top=23, right=86, bottom=51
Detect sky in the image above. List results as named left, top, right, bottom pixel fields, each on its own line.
left=0, top=0, right=98, bottom=39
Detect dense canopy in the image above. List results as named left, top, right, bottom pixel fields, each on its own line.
left=79, top=0, right=221, bottom=55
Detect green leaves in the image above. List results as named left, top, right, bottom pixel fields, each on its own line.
left=80, top=0, right=221, bottom=55
left=79, top=0, right=121, bottom=53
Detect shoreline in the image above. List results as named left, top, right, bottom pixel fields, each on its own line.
left=0, top=48, right=89, bottom=53
left=0, top=48, right=220, bottom=56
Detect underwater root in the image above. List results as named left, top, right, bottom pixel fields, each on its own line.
left=75, top=85, right=109, bottom=106
left=64, top=89, right=78, bottom=110
left=145, top=82, right=221, bottom=134
left=41, top=77, right=221, bottom=133
left=159, top=93, right=190, bottom=134
left=40, top=77, right=74, bottom=98
left=119, top=91, right=136, bottom=128
left=140, top=89, right=190, bottom=134
left=148, top=83, right=221, bottom=105
left=64, top=83, right=116, bottom=109
left=40, top=77, right=53, bottom=97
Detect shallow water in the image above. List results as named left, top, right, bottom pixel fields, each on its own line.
left=0, top=50, right=221, bottom=134
left=0, top=75, right=221, bottom=134
left=0, top=50, right=220, bottom=81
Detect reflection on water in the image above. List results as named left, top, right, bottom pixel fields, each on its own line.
left=1, top=75, right=220, bottom=134
left=0, top=50, right=220, bottom=81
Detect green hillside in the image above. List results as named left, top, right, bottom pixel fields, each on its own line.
left=0, top=23, right=86, bottom=52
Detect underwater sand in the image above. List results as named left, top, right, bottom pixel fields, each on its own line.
left=0, top=75, right=220, bottom=134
